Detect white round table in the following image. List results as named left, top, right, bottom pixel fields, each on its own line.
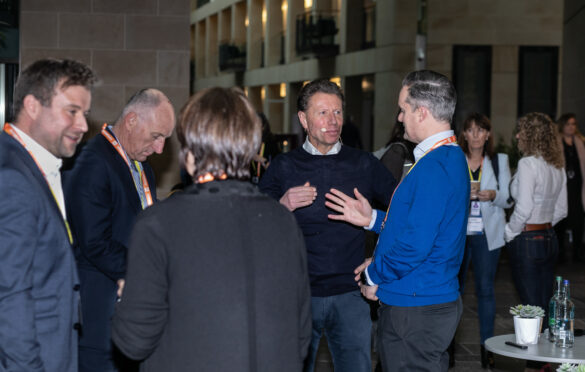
left=485, top=334, right=585, bottom=364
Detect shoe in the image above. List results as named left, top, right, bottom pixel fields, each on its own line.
left=480, top=345, right=495, bottom=369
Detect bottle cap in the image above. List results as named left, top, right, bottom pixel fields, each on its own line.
left=563, top=279, right=570, bottom=285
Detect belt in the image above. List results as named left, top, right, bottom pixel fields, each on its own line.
left=523, top=223, right=552, bottom=232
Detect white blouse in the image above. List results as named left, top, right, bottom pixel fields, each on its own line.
left=505, top=156, right=567, bottom=242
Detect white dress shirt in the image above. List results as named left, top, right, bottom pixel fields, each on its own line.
left=10, top=124, right=67, bottom=219
left=302, top=138, right=342, bottom=155
left=413, top=130, right=457, bottom=162
left=504, top=156, right=567, bottom=242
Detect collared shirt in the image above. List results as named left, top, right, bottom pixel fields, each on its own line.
left=302, top=138, right=342, bottom=156
left=10, top=124, right=66, bottom=219
left=504, top=155, right=568, bottom=242
left=413, top=130, right=456, bottom=162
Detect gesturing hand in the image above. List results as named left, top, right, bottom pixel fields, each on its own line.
left=325, top=188, right=373, bottom=227
left=280, top=182, right=317, bottom=212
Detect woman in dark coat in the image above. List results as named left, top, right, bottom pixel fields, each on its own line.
left=112, top=87, right=312, bottom=372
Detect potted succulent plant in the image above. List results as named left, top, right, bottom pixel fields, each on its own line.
left=557, top=363, right=585, bottom=372
left=510, top=304, right=545, bottom=345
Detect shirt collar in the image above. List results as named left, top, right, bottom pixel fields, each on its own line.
left=413, top=130, right=455, bottom=162
left=10, top=124, right=62, bottom=176
left=302, top=137, right=342, bottom=156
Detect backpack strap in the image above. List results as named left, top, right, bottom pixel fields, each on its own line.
left=491, top=153, right=500, bottom=186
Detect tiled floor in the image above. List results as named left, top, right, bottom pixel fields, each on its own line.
left=313, top=251, right=585, bottom=371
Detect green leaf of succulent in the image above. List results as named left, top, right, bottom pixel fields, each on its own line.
left=509, top=304, right=545, bottom=318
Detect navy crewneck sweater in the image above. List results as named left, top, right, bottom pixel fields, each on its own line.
left=259, top=145, right=395, bottom=296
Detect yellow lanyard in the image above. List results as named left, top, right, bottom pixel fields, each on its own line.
left=3, top=123, right=74, bottom=244
left=467, top=159, right=483, bottom=182
left=381, top=135, right=458, bottom=229
left=101, top=124, right=153, bottom=209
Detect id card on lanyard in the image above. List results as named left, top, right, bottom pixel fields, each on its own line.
left=467, top=163, right=484, bottom=235
left=101, top=124, right=153, bottom=209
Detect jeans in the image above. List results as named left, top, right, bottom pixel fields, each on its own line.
left=508, top=228, right=558, bottom=318
left=458, top=234, right=501, bottom=344
left=377, top=298, right=462, bottom=372
left=304, top=291, right=372, bottom=372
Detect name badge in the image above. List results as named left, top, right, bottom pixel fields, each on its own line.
left=467, top=201, right=484, bottom=234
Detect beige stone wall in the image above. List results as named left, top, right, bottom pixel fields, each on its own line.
left=20, top=0, right=191, bottom=195
left=426, top=0, right=563, bottom=142
left=191, top=0, right=565, bottom=150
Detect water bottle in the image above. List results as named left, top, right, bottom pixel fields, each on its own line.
left=548, top=276, right=562, bottom=342
left=555, top=279, right=575, bottom=348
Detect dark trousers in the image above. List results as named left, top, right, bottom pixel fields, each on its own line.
left=508, top=228, right=558, bottom=317
left=508, top=229, right=558, bottom=371
left=377, top=297, right=462, bottom=372
left=458, top=234, right=501, bottom=344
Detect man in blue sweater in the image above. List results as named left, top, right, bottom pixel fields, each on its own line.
left=259, top=79, right=396, bottom=372
left=325, top=70, right=469, bottom=371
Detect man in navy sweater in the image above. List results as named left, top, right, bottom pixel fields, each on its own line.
left=259, top=79, right=396, bottom=372
left=325, top=70, right=469, bottom=371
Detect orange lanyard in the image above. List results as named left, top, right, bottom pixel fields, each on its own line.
left=101, top=124, right=153, bottom=208
left=381, top=135, right=458, bottom=229
left=197, top=173, right=227, bottom=184
left=3, top=123, right=74, bottom=244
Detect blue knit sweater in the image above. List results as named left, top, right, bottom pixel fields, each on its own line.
left=368, top=145, right=469, bottom=306
left=259, top=145, right=395, bottom=297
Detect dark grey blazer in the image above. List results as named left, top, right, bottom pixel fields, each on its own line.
left=0, top=131, right=80, bottom=372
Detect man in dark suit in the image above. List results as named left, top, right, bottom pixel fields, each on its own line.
left=63, top=89, right=175, bottom=372
left=0, top=58, right=96, bottom=371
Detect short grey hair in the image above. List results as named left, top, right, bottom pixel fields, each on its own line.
left=115, top=88, right=168, bottom=123
left=402, top=70, right=456, bottom=123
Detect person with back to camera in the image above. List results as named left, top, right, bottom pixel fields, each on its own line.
left=505, top=112, right=567, bottom=372
left=555, top=113, right=585, bottom=262
left=456, top=112, right=512, bottom=369
left=112, top=87, right=312, bottom=372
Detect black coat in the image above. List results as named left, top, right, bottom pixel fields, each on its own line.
left=112, top=180, right=311, bottom=372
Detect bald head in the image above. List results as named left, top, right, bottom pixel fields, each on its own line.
left=112, top=88, right=176, bottom=161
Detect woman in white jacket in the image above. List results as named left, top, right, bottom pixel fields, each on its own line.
left=457, top=113, right=512, bottom=369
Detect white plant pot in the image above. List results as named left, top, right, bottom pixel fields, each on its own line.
left=513, top=316, right=543, bottom=345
